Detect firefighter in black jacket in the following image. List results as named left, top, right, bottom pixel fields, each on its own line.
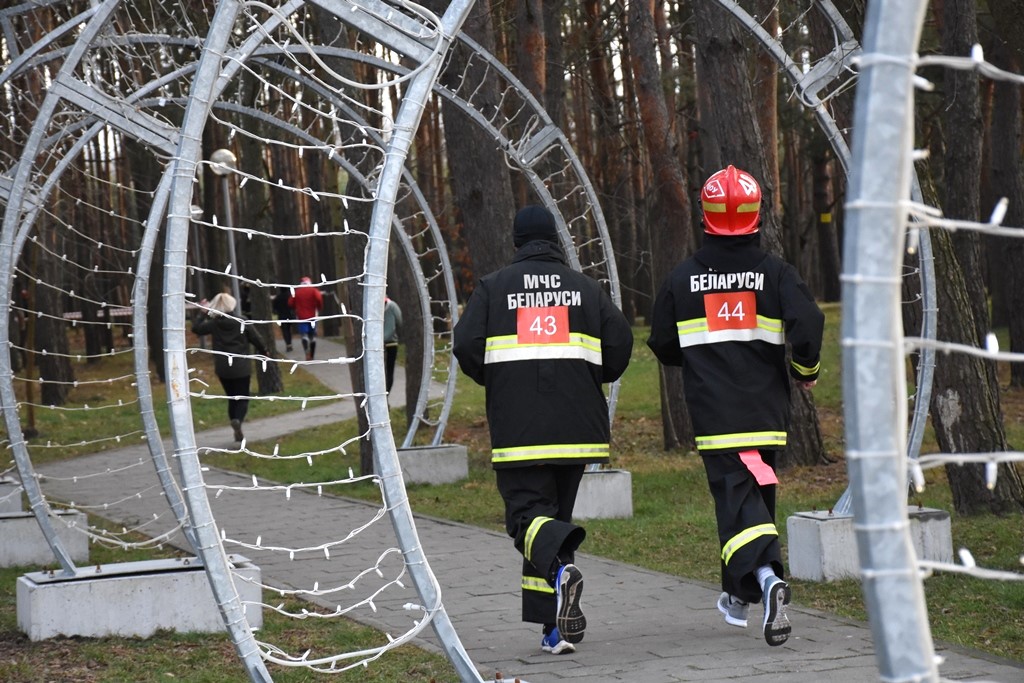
left=647, top=166, right=824, bottom=647
left=453, top=204, right=633, bottom=655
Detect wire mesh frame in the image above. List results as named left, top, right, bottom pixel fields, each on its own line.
left=0, top=2, right=946, bottom=679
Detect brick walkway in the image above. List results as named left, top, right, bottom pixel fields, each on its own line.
left=30, top=338, right=1024, bottom=682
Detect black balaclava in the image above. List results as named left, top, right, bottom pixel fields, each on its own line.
left=513, top=205, right=558, bottom=247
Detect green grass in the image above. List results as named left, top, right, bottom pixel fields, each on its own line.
left=3, top=306, right=1023, bottom=680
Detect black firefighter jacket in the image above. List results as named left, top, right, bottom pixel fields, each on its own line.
left=647, top=234, right=824, bottom=454
left=453, top=240, right=633, bottom=469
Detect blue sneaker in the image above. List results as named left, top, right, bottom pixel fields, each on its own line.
left=540, top=626, right=575, bottom=655
left=762, top=575, right=791, bottom=646
left=555, top=564, right=586, bottom=644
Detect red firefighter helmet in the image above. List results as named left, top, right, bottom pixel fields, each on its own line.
left=701, top=165, right=761, bottom=236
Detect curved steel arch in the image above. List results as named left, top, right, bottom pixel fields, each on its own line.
left=0, top=1, right=478, bottom=680
left=0, top=0, right=124, bottom=578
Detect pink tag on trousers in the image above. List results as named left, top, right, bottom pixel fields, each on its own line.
left=739, top=450, right=778, bottom=486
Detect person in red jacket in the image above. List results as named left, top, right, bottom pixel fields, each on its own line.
left=647, top=166, right=824, bottom=647
left=453, top=204, right=633, bottom=655
left=288, top=276, right=323, bottom=360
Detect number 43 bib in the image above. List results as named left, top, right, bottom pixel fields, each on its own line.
left=517, top=306, right=570, bottom=343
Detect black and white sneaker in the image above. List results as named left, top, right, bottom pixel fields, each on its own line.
left=762, top=575, right=792, bottom=646
left=555, top=564, right=586, bottom=644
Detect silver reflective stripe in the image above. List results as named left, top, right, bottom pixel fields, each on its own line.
left=484, top=333, right=602, bottom=365
left=676, top=315, right=784, bottom=348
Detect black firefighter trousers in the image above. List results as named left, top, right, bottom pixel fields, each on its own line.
left=701, top=449, right=784, bottom=604
left=496, top=464, right=587, bottom=625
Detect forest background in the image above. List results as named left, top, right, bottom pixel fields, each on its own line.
left=2, top=0, right=1024, bottom=679
left=2, top=0, right=1023, bottom=580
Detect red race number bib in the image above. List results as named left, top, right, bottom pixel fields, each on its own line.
left=517, top=306, right=570, bottom=344
left=704, top=291, right=756, bottom=331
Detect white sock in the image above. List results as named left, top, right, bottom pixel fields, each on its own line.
left=756, top=565, right=776, bottom=589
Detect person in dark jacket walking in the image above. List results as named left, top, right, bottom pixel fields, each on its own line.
left=383, top=295, right=403, bottom=393
left=453, top=205, right=633, bottom=655
left=272, top=286, right=295, bottom=352
left=192, top=291, right=268, bottom=443
left=647, top=165, right=824, bottom=647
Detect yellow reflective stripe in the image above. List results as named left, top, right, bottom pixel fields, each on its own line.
left=722, top=523, right=778, bottom=565
left=484, top=333, right=602, bottom=365
left=524, top=516, right=553, bottom=563
left=676, top=317, right=784, bottom=347
left=522, top=576, right=555, bottom=594
left=696, top=431, right=787, bottom=451
left=703, top=201, right=727, bottom=213
left=735, top=201, right=760, bottom=214
left=791, top=359, right=820, bottom=377
left=677, top=317, right=708, bottom=334
left=756, top=315, right=783, bottom=333
left=493, top=443, right=609, bottom=464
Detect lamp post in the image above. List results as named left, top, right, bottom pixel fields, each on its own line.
left=210, top=148, right=241, bottom=314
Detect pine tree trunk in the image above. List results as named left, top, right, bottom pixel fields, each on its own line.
left=627, top=0, right=693, bottom=450
left=694, top=1, right=824, bottom=467
left=985, top=0, right=1024, bottom=387
left=929, top=230, right=1024, bottom=514
left=434, top=0, right=516, bottom=282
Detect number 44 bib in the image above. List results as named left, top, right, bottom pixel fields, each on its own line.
left=704, top=291, right=756, bottom=331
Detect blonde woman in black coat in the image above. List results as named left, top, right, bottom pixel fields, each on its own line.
left=192, top=292, right=267, bottom=442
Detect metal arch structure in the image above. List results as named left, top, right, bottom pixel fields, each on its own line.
left=0, top=0, right=623, bottom=679
left=0, top=27, right=460, bottom=456
left=0, top=0, right=484, bottom=680
left=0, top=4, right=629, bottom=558
left=712, top=0, right=937, bottom=514
left=842, top=3, right=937, bottom=681
left=164, top=2, right=484, bottom=681
left=0, top=2, right=630, bottom=552
left=0, top=2, right=943, bottom=682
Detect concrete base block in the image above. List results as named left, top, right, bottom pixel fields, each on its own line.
left=397, top=444, right=468, bottom=485
left=0, top=510, right=89, bottom=567
left=574, top=469, right=633, bottom=520
left=787, top=506, right=953, bottom=582
left=0, top=476, right=21, bottom=513
left=17, top=555, right=263, bottom=640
